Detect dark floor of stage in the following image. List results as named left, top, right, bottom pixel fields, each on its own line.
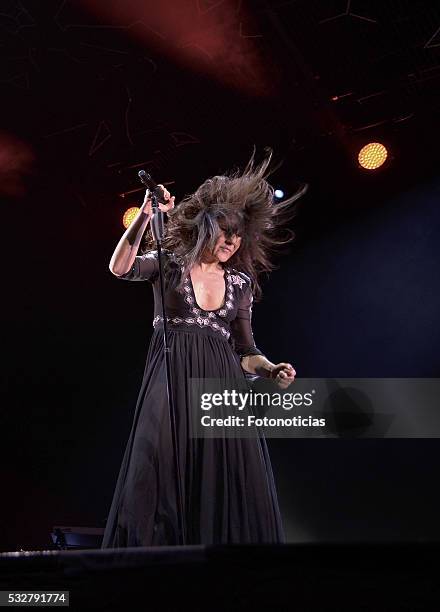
left=0, top=542, right=439, bottom=611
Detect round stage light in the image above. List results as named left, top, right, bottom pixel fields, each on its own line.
left=122, top=206, right=140, bottom=228
left=274, top=189, right=284, bottom=199
left=358, top=142, right=388, bottom=170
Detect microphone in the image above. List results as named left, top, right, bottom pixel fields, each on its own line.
left=138, top=170, right=166, bottom=242
left=138, top=170, right=167, bottom=204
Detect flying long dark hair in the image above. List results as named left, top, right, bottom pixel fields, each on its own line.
left=141, top=148, right=307, bottom=300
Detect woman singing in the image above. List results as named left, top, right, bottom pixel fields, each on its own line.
left=102, top=150, right=305, bottom=547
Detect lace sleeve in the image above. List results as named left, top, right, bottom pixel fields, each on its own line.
left=114, top=250, right=159, bottom=282
left=230, top=282, right=264, bottom=358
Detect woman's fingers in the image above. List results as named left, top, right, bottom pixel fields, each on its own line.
left=273, top=362, right=296, bottom=388
left=158, top=196, right=175, bottom=212
left=273, top=363, right=296, bottom=377
left=157, top=184, right=171, bottom=201
left=153, top=184, right=175, bottom=212
left=277, top=377, right=293, bottom=389
left=143, top=188, right=151, bottom=204
left=143, top=184, right=176, bottom=214
left=281, top=369, right=295, bottom=378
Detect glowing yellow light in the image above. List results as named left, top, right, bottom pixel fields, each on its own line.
left=358, top=142, right=388, bottom=170
left=122, top=206, right=140, bottom=228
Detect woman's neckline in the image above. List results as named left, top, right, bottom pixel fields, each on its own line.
left=189, top=267, right=229, bottom=313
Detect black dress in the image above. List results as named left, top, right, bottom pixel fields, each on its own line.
left=101, top=249, right=285, bottom=547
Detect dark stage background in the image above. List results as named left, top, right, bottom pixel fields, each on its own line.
left=1, top=0, right=440, bottom=551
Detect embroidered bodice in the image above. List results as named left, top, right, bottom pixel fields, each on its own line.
left=115, top=250, right=263, bottom=358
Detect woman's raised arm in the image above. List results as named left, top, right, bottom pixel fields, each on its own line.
left=109, top=186, right=175, bottom=276
left=109, top=190, right=152, bottom=276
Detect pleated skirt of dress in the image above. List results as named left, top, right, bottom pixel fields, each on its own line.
left=101, top=327, right=285, bottom=547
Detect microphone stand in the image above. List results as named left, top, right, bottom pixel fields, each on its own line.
left=150, top=192, right=187, bottom=546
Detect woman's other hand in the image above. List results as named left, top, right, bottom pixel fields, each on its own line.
left=270, top=363, right=296, bottom=389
